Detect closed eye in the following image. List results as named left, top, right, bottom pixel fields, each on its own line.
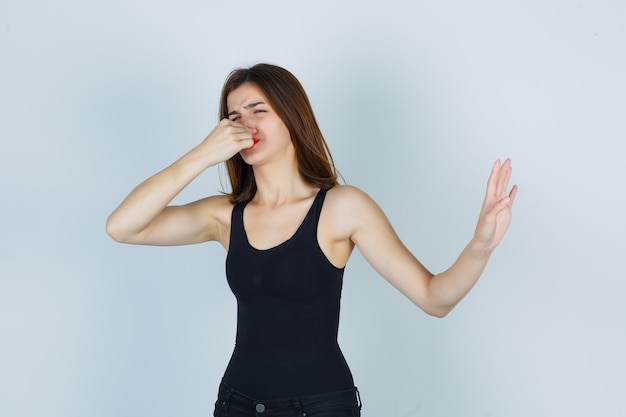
left=229, top=109, right=266, bottom=121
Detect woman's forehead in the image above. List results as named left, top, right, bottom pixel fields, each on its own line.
left=227, top=83, right=267, bottom=109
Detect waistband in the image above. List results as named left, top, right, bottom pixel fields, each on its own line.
left=216, top=380, right=361, bottom=416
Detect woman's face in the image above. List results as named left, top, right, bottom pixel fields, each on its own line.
left=226, top=82, right=293, bottom=166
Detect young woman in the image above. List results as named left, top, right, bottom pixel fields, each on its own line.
left=106, top=63, right=517, bottom=417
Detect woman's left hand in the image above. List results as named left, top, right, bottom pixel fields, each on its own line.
left=473, top=159, right=518, bottom=252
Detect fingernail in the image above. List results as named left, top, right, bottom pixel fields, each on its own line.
left=246, top=137, right=260, bottom=150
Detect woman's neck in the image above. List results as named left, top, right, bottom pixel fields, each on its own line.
left=251, top=163, right=317, bottom=207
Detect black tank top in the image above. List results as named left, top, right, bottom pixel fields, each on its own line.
left=223, top=188, right=354, bottom=399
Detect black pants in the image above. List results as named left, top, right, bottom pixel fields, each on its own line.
left=213, top=381, right=362, bottom=417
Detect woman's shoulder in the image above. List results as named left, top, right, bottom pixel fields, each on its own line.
left=326, top=184, right=376, bottom=206
left=188, top=193, right=235, bottom=224
left=321, top=185, right=388, bottom=243
left=183, top=194, right=236, bottom=246
left=324, top=184, right=382, bottom=218
left=192, top=193, right=234, bottom=208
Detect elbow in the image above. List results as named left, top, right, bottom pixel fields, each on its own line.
left=105, top=215, right=128, bottom=243
left=105, top=220, right=122, bottom=242
left=410, top=294, right=454, bottom=318
left=423, top=303, right=454, bottom=319
left=427, top=309, right=450, bottom=319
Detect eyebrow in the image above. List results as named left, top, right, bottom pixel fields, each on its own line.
left=227, top=101, right=266, bottom=117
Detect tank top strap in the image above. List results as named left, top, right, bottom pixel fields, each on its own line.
left=230, top=201, right=247, bottom=242
left=301, top=188, right=329, bottom=232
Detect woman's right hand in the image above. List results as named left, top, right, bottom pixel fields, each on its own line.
left=198, top=118, right=257, bottom=167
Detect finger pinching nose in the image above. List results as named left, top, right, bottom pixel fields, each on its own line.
left=247, top=137, right=260, bottom=150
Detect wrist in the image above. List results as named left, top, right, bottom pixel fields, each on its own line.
left=186, top=142, right=219, bottom=170
left=467, top=236, right=494, bottom=259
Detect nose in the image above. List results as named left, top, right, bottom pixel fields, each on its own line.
left=238, top=115, right=257, bottom=133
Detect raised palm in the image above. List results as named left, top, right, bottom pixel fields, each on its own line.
left=474, top=159, right=518, bottom=251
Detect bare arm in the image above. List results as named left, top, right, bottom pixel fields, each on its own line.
left=105, top=119, right=256, bottom=246
left=343, top=159, right=517, bottom=317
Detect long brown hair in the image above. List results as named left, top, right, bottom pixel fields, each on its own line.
left=219, top=63, right=339, bottom=204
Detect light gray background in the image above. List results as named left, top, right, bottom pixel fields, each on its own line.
left=1, top=1, right=624, bottom=416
